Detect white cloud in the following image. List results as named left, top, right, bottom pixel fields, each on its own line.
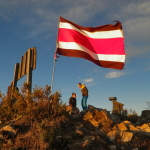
left=0, top=0, right=108, bottom=38
left=106, top=1, right=150, bottom=42
left=93, top=69, right=98, bottom=72
left=143, top=66, right=150, bottom=71
left=83, top=78, right=93, bottom=83
left=1, top=0, right=150, bottom=60
left=124, top=1, right=150, bottom=16
left=123, top=16, right=150, bottom=42
left=106, top=72, right=125, bottom=78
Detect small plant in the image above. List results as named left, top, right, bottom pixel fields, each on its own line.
left=145, top=100, right=150, bottom=110
left=121, top=108, right=138, bottom=117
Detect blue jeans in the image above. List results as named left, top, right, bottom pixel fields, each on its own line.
left=81, top=96, right=88, bottom=110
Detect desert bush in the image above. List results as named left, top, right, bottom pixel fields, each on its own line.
left=0, top=81, right=71, bottom=149
left=121, top=108, right=139, bottom=123
left=121, top=108, right=138, bottom=117
left=0, top=81, right=69, bottom=126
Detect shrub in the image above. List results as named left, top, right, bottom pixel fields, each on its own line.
left=0, top=81, right=71, bottom=149
left=0, top=81, right=68, bottom=126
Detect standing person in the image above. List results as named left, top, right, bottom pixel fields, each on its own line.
left=78, top=83, right=88, bottom=110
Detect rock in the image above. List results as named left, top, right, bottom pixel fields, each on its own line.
left=129, top=124, right=139, bottom=134
left=123, top=120, right=131, bottom=124
left=140, top=123, right=149, bottom=130
left=75, top=126, right=91, bottom=137
left=95, top=135, right=101, bottom=141
left=134, top=120, right=142, bottom=126
left=107, top=128, right=133, bottom=142
left=80, top=109, right=88, bottom=115
left=88, top=105, right=113, bottom=121
left=121, top=131, right=133, bottom=142
left=132, top=148, right=138, bottom=150
left=66, top=106, right=80, bottom=115
left=123, top=121, right=140, bottom=134
left=83, top=108, right=113, bottom=127
left=135, top=123, right=150, bottom=136
left=117, top=122, right=128, bottom=132
left=109, top=145, right=116, bottom=150
left=94, top=129, right=106, bottom=138
left=66, top=113, right=83, bottom=121
left=107, top=130, right=119, bottom=141
left=83, top=122, right=97, bottom=131
left=88, top=105, right=103, bottom=112
left=83, top=111, right=93, bottom=121
left=110, top=114, right=121, bottom=124
left=135, top=110, right=150, bottom=125
left=83, top=111, right=100, bottom=127
left=82, top=136, right=95, bottom=149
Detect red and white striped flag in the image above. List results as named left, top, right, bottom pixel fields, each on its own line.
left=56, top=16, right=126, bottom=70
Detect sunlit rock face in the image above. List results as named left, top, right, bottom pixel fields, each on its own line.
left=121, top=131, right=133, bottom=142
left=117, top=122, right=128, bottom=132
left=84, top=105, right=113, bottom=128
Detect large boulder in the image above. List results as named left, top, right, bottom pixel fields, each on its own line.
left=107, top=122, right=134, bottom=142
left=117, top=122, right=128, bottom=132
left=135, top=110, right=150, bottom=125
left=107, top=130, right=119, bottom=141
left=107, top=130, right=133, bottom=142
left=128, top=124, right=139, bottom=134
left=83, top=105, right=113, bottom=128
left=121, top=131, right=133, bottom=142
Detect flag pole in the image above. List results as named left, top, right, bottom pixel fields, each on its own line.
left=51, top=17, right=60, bottom=96
left=51, top=56, right=56, bottom=96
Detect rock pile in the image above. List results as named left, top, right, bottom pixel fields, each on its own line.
left=1, top=105, right=150, bottom=149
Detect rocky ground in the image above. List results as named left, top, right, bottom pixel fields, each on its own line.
left=0, top=105, right=150, bottom=150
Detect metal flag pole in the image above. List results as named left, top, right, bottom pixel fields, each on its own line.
left=50, top=17, right=60, bottom=96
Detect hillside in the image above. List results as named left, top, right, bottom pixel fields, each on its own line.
left=0, top=83, right=150, bottom=150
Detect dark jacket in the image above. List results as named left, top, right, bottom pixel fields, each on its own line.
left=81, top=84, right=88, bottom=97
left=69, top=97, right=76, bottom=107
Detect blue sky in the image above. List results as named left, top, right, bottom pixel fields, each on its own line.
left=0, top=0, right=150, bottom=115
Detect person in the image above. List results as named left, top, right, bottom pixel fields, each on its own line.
left=69, top=93, right=76, bottom=108
left=68, top=93, right=79, bottom=115
left=78, top=83, right=88, bottom=110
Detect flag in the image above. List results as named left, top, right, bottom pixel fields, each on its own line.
left=56, top=16, right=125, bottom=70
